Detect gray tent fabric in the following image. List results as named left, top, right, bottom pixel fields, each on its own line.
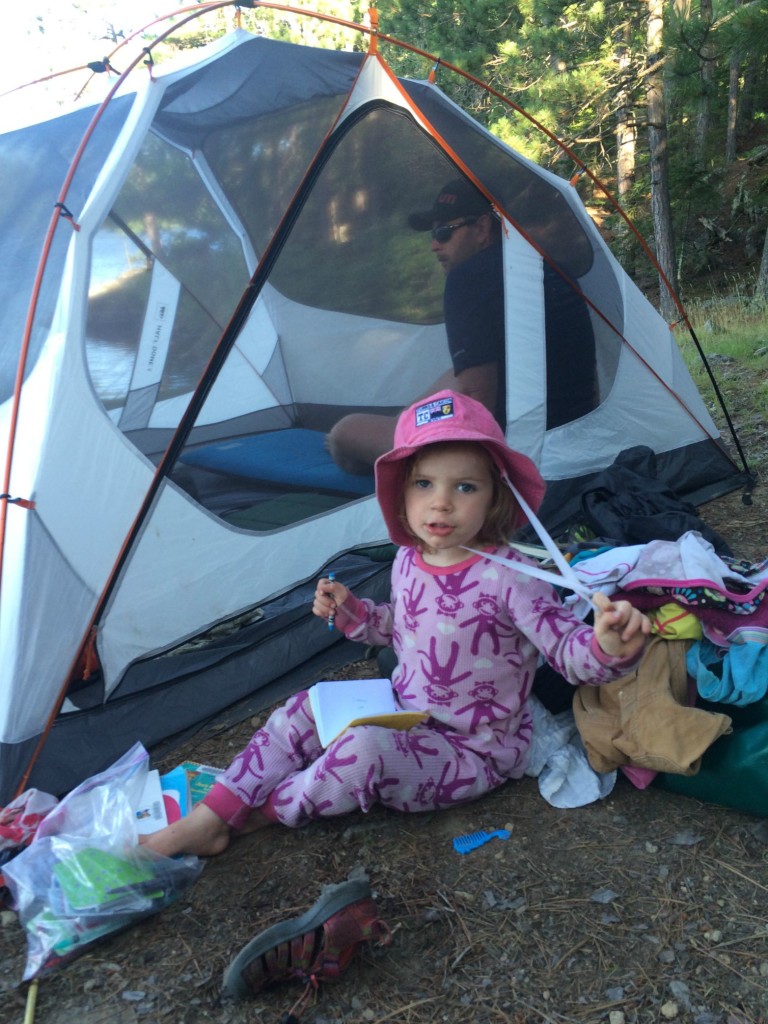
left=0, top=28, right=747, bottom=802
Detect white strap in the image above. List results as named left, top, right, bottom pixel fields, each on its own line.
left=462, top=545, right=596, bottom=604
left=462, top=477, right=597, bottom=605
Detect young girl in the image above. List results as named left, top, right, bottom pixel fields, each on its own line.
left=146, top=391, right=649, bottom=859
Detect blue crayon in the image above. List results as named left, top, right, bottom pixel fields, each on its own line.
left=327, top=572, right=336, bottom=630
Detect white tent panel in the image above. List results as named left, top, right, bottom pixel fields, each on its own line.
left=263, top=288, right=451, bottom=407
left=98, top=485, right=386, bottom=690
left=502, top=227, right=547, bottom=461
left=148, top=298, right=282, bottom=428
left=335, top=49, right=410, bottom=121
left=0, top=322, right=149, bottom=740
left=540, top=340, right=716, bottom=481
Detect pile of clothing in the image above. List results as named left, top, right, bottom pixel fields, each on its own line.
left=531, top=529, right=768, bottom=815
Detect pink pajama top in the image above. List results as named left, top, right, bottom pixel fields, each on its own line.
left=333, top=546, right=641, bottom=779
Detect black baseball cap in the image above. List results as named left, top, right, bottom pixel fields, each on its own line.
left=408, top=178, right=494, bottom=231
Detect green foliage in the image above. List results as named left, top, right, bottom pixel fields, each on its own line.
left=676, top=282, right=768, bottom=438
left=376, top=0, right=767, bottom=289
left=30, top=0, right=766, bottom=298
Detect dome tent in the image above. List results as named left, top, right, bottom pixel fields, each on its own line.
left=0, top=8, right=748, bottom=802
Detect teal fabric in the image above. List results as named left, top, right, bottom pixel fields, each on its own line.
left=686, top=638, right=768, bottom=706
left=657, top=696, right=768, bottom=817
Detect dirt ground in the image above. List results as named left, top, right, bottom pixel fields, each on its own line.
left=1, top=430, right=767, bottom=1024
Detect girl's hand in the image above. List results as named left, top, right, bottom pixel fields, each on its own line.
left=592, top=592, right=651, bottom=659
left=312, top=576, right=349, bottom=627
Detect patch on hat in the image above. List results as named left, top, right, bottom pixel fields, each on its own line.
left=415, top=396, right=455, bottom=427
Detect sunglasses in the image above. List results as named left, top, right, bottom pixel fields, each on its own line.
left=430, top=218, right=477, bottom=243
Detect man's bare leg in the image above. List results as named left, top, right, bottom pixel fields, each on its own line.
left=325, top=414, right=397, bottom=474
left=324, top=370, right=488, bottom=475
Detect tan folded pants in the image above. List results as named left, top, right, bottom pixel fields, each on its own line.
left=573, top=636, right=732, bottom=775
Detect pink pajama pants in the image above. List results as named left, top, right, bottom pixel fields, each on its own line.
left=204, top=689, right=506, bottom=829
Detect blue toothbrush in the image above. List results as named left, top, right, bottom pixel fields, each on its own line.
left=452, top=828, right=511, bottom=854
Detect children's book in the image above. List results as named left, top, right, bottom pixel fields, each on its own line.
left=133, top=769, right=168, bottom=835
left=308, top=678, right=427, bottom=748
left=53, top=848, right=163, bottom=912
left=159, top=765, right=190, bottom=822
left=181, top=761, right=223, bottom=808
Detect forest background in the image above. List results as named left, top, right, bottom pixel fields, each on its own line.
left=3, top=7, right=768, bottom=1021
left=190, top=0, right=768, bottom=476
left=12, top=0, right=768, bottom=305
left=12, top=0, right=768, bottom=433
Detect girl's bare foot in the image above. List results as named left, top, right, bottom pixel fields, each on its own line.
left=142, top=803, right=233, bottom=858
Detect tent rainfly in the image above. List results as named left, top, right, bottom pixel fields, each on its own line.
left=0, top=21, right=749, bottom=803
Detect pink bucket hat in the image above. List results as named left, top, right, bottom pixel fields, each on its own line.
left=374, top=391, right=546, bottom=547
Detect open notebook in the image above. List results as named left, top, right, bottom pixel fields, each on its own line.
left=308, top=677, right=427, bottom=748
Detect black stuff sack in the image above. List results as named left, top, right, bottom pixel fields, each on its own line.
left=579, top=446, right=732, bottom=555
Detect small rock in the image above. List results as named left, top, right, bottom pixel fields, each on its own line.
left=669, top=830, right=704, bottom=846
left=645, top=841, right=659, bottom=853
left=759, top=961, right=768, bottom=977
left=122, top=991, right=146, bottom=1002
left=590, top=887, right=619, bottom=903
left=609, top=1012, right=625, bottom=1024
left=661, top=1001, right=679, bottom=1019
left=704, top=929, right=722, bottom=943
left=658, top=948, right=676, bottom=964
left=669, top=980, right=691, bottom=1009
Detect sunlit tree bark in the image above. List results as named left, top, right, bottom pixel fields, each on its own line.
left=615, top=20, right=637, bottom=207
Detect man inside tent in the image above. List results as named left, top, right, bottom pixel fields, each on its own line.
left=408, top=178, right=507, bottom=428
left=325, top=178, right=596, bottom=474
left=326, top=179, right=504, bottom=475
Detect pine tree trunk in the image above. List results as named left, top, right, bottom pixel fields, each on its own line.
left=726, top=53, right=740, bottom=162
left=694, top=0, right=715, bottom=163
left=646, top=0, right=678, bottom=320
left=757, top=225, right=768, bottom=301
left=725, top=0, right=743, bottom=163
left=614, top=23, right=637, bottom=273
left=615, top=26, right=636, bottom=205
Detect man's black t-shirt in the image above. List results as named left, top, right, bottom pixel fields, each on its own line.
left=443, top=244, right=506, bottom=426
left=444, top=242, right=597, bottom=430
